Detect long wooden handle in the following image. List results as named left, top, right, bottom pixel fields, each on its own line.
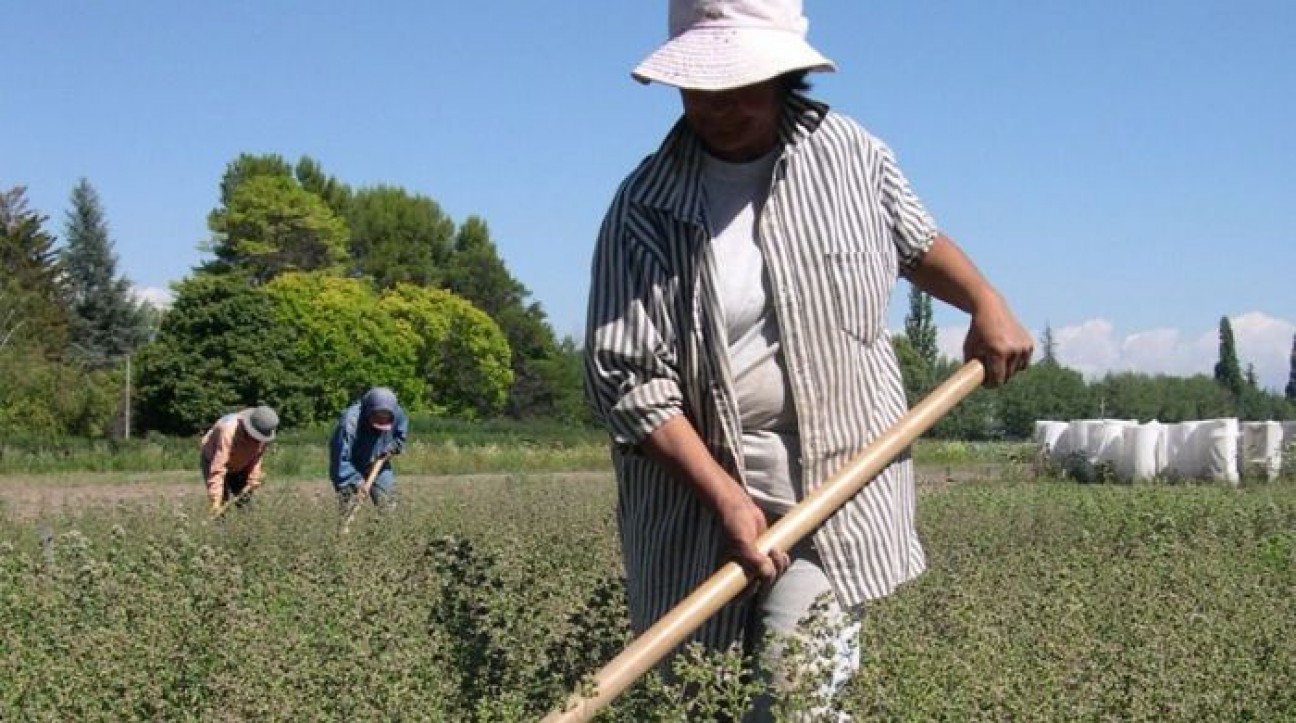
left=341, top=456, right=388, bottom=532
left=543, top=360, right=985, bottom=722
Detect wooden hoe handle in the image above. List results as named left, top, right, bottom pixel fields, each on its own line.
left=543, top=360, right=986, bottom=722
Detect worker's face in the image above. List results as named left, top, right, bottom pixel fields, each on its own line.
left=680, top=79, right=782, bottom=162
left=369, top=410, right=394, bottom=430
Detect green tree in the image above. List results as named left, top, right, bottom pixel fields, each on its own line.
left=445, top=216, right=566, bottom=418
left=892, top=334, right=927, bottom=406
left=1040, top=323, right=1058, bottom=365
left=0, top=345, right=122, bottom=438
left=0, top=186, right=68, bottom=354
left=219, top=153, right=294, bottom=206
left=997, top=362, right=1090, bottom=437
left=133, top=273, right=310, bottom=434
left=1213, top=316, right=1245, bottom=398
left=445, top=216, right=528, bottom=317
left=263, top=273, right=422, bottom=422
left=206, top=175, right=350, bottom=283
left=903, top=285, right=938, bottom=369
left=1286, top=334, right=1296, bottom=402
left=379, top=284, right=513, bottom=417
left=348, top=186, right=455, bottom=289
left=295, top=156, right=353, bottom=218
left=60, top=178, right=154, bottom=359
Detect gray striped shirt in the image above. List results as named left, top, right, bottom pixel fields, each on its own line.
left=584, top=94, right=937, bottom=648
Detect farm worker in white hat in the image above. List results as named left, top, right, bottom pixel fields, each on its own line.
left=584, top=0, right=1034, bottom=717
left=329, top=386, right=408, bottom=515
left=199, top=405, right=279, bottom=515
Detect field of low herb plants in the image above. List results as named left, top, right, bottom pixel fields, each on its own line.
left=1, top=463, right=1292, bottom=720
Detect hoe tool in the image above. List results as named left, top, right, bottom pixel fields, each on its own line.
left=209, top=484, right=258, bottom=521
left=543, top=360, right=987, bottom=722
left=340, top=454, right=388, bottom=534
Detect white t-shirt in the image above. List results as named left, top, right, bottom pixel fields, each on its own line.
left=701, top=149, right=802, bottom=514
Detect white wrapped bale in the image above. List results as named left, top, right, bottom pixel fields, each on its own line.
left=1201, top=418, right=1240, bottom=485
left=1120, top=421, right=1164, bottom=481
left=1240, top=422, right=1283, bottom=481
left=1095, top=420, right=1133, bottom=467
left=1034, top=421, right=1070, bottom=460
left=1165, top=421, right=1203, bottom=478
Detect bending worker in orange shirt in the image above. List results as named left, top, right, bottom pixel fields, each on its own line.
left=199, top=405, right=280, bottom=515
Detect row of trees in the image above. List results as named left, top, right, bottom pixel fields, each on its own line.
left=1, top=155, right=588, bottom=438
left=3, top=159, right=1291, bottom=442
left=1, top=182, right=158, bottom=438
left=896, top=288, right=1296, bottom=440
left=140, top=154, right=591, bottom=432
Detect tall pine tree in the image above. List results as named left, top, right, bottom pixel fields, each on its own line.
left=61, top=179, right=153, bottom=359
left=1213, top=316, right=1244, bottom=398
left=903, top=285, right=938, bottom=370
left=1041, top=323, right=1059, bottom=365
left=0, top=186, right=68, bottom=354
left=1286, top=333, right=1296, bottom=402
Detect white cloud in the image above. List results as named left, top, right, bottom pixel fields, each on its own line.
left=929, top=312, right=1293, bottom=392
left=131, top=285, right=173, bottom=308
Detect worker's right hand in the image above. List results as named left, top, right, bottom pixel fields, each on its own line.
left=714, top=489, right=788, bottom=586
left=208, top=496, right=223, bottom=515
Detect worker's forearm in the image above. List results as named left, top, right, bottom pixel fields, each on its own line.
left=907, top=233, right=1002, bottom=315
left=640, top=416, right=746, bottom=510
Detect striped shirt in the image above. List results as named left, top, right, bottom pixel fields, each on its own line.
left=584, top=94, right=938, bottom=648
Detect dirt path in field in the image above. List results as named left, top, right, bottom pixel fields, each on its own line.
left=0, top=465, right=1004, bottom=520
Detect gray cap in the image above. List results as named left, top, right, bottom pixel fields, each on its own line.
left=240, top=406, right=279, bottom=442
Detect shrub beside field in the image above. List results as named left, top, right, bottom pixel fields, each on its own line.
left=1, top=473, right=1292, bottom=720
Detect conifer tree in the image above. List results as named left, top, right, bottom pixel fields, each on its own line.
left=1213, top=316, right=1244, bottom=397
left=1286, top=334, right=1296, bottom=402
left=61, top=179, right=152, bottom=358
left=903, top=285, right=938, bottom=369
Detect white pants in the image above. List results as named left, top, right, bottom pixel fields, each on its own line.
left=746, top=537, right=862, bottom=722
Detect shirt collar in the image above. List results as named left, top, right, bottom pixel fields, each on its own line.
left=631, top=93, right=829, bottom=224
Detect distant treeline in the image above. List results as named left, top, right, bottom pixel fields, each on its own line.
left=2, top=168, right=1292, bottom=445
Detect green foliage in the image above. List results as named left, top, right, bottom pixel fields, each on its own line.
left=60, top=178, right=154, bottom=359
left=997, top=362, right=1090, bottom=436
left=903, top=284, right=938, bottom=369
left=1286, top=334, right=1295, bottom=402
left=443, top=216, right=566, bottom=419
left=347, top=185, right=455, bottom=289
left=527, top=336, right=594, bottom=425
left=133, top=273, right=308, bottom=435
left=1040, top=323, right=1059, bottom=364
left=892, top=335, right=928, bottom=405
left=379, top=284, right=512, bottom=417
left=0, top=348, right=122, bottom=438
left=1091, top=373, right=1238, bottom=422
left=1214, top=316, right=1245, bottom=398
left=294, top=156, right=352, bottom=218
left=2, top=472, right=1292, bottom=720
left=850, top=479, right=1296, bottom=721
left=0, top=186, right=68, bottom=355
left=218, top=153, right=294, bottom=206
left=207, top=175, right=350, bottom=283
left=263, top=273, right=421, bottom=421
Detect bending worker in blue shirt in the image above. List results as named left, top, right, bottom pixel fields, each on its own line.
left=329, top=386, right=408, bottom=514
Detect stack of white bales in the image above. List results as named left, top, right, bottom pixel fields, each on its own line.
left=1033, top=419, right=1294, bottom=484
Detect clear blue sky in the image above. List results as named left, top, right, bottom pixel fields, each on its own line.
left=3, top=1, right=1293, bottom=389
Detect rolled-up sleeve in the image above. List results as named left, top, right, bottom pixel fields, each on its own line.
left=584, top=204, right=685, bottom=448
left=876, top=141, right=938, bottom=273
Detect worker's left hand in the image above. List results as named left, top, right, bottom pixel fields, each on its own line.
left=964, top=297, right=1034, bottom=387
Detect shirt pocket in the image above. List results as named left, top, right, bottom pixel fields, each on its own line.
left=824, top=249, right=889, bottom=345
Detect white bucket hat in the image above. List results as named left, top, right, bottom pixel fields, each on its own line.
left=632, top=0, right=836, bottom=91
